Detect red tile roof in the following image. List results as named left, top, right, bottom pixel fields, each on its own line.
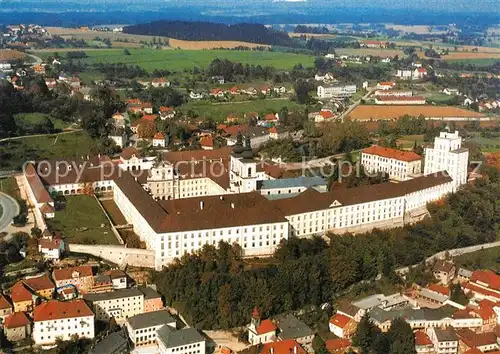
left=319, top=110, right=334, bottom=119
left=457, top=328, right=497, bottom=348
left=24, top=163, right=54, bottom=204
left=126, top=98, right=142, bottom=105
left=464, top=348, right=483, bottom=354
left=153, top=132, right=165, bottom=140
left=472, top=302, right=496, bottom=320
left=260, top=339, right=306, bottom=354
left=53, top=265, right=94, bottom=281
left=428, top=283, right=450, bottom=296
left=417, top=68, right=427, bottom=73
left=325, top=338, right=351, bottom=352
left=33, top=299, right=94, bottom=322
left=378, top=81, right=396, bottom=87
left=329, top=313, right=351, bottom=329
left=40, top=204, right=55, bottom=214
left=10, top=282, right=34, bottom=303
left=160, top=106, right=174, bottom=112
left=120, top=147, right=141, bottom=160
left=38, top=238, right=62, bottom=251
left=463, top=282, right=500, bottom=301
left=264, top=113, right=277, bottom=121
left=152, top=77, right=167, bottom=83
left=269, top=127, right=278, bottom=134
left=200, top=135, right=214, bottom=148
left=221, top=124, right=249, bottom=136
left=23, top=274, right=54, bottom=292
left=3, top=312, right=31, bottom=328
left=375, top=95, right=426, bottom=101
left=0, top=294, right=12, bottom=309
left=362, top=145, right=422, bottom=162
left=414, top=331, right=433, bottom=346
left=471, top=270, right=500, bottom=290
left=256, top=319, right=277, bottom=335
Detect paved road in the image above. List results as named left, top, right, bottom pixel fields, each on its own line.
left=0, top=129, right=83, bottom=143
left=0, top=193, right=20, bottom=232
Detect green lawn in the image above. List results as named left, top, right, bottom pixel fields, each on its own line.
left=425, top=93, right=457, bottom=105
left=14, top=112, right=72, bottom=131
left=469, top=132, right=500, bottom=152
left=0, top=132, right=99, bottom=171
left=0, top=177, right=20, bottom=198
left=447, top=58, right=500, bottom=66
left=453, top=246, right=500, bottom=272
left=34, top=48, right=315, bottom=71
left=46, top=195, right=119, bottom=245
left=397, top=134, right=425, bottom=149
left=181, top=98, right=305, bottom=121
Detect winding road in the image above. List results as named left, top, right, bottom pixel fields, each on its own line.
left=0, top=193, right=19, bottom=232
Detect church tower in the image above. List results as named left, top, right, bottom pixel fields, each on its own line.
left=229, top=133, right=258, bottom=193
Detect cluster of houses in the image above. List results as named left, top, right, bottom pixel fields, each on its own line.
left=190, top=84, right=287, bottom=100
left=328, top=262, right=500, bottom=354
left=395, top=66, right=428, bottom=81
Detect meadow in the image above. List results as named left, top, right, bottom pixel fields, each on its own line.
left=34, top=48, right=315, bottom=71
left=14, top=112, right=72, bottom=131
left=0, top=132, right=98, bottom=170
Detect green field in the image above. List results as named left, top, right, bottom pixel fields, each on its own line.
left=447, top=58, right=500, bottom=66
left=469, top=132, right=500, bottom=153
left=0, top=132, right=98, bottom=170
left=181, top=98, right=306, bottom=121
left=397, top=134, right=425, bottom=149
left=453, top=246, right=500, bottom=272
left=0, top=177, right=20, bottom=198
left=425, top=93, right=457, bottom=105
left=34, top=48, right=315, bottom=71
left=46, top=195, right=118, bottom=245
left=14, top=112, right=73, bottom=131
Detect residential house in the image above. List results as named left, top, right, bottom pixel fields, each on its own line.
left=229, top=86, right=240, bottom=95
left=210, top=88, right=225, bottom=97
left=275, top=314, right=314, bottom=345
left=259, top=339, right=306, bottom=354
left=433, top=260, right=456, bottom=285
left=33, top=299, right=95, bottom=346
left=258, top=85, right=273, bottom=95
left=157, top=325, right=206, bottom=354
left=143, top=114, right=158, bottom=122
left=226, top=114, right=240, bottom=123
left=376, top=81, right=396, bottom=90
left=417, top=284, right=450, bottom=306
left=273, top=86, right=286, bottom=94
left=315, top=73, right=335, bottom=82
left=472, top=299, right=498, bottom=332
left=84, top=288, right=144, bottom=323
left=52, top=265, right=95, bottom=294
left=130, top=119, right=144, bottom=134
left=456, top=328, right=499, bottom=353
left=427, top=327, right=458, bottom=354
left=126, top=309, right=176, bottom=347
left=211, top=76, right=225, bottom=84
left=374, top=95, right=426, bottom=105
left=139, top=286, right=163, bottom=313
left=317, top=84, right=357, bottom=98
left=248, top=307, right=277, bottom=345
left=152, top=78, right=170, bottom=88
left=106, top=269, right=128, bottom=290
left=109, top=128, right=128, bottom=148
left=189, top=92, right=204, bottom=100
left=329, top=313, right=356, bottom=338
left=361, top=40, right=388, bottom=48
left=200, top=135, right=214, bottom=151
left=396, top=69, right=413, bottom=80
left=263, top=113, right=279, bottom=124
left=45, top=78, right=57, bottom=90
left=244, top=87, right=258, bottom=95
left=268, top=126, right=289, bottom=140
left=413, top=68, right=428, bottom=80
left=414, top=331, right=434, bottom=354
left=112, top=113, right=126, bottom=128
left=153, top=132, right=167, bottom=148
left=38, top=237, right=65, bottom=260
left=23, top=274, right=55, bottom=300
left=10, top=282, right=37, bottom=313
left=0, top=294, right=13, bottom=320
left=40, top=203, right=55, bottom=219
left=325, top=338, right=352, bottom=354
left=159, top=106, right=176, bottom=120
left=3, top=312, right=31, bottom=342
left=315, top=110, right=335, bottom=122
left=91, top=274, right=113, bottom=293
left=374, top=90, right=413, bottom=97
left=457, top=268, right=473, bottom=283
left=443, top=88, right=459, bottom=96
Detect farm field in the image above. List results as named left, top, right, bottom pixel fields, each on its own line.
left=419, top=51, right=500, bottom=61
left=0, top=131, right=98, bottom=171
left=446, top=58, right=500, bottom=66
left=335, top=48, right=404, bottom=57
left=453, top=246, right=500, bottom=272
left=396, top=134, right=425, bottom=149
left=46, top=26, right=270, bottom=50
left=33, top=48, right=314, bottom=71
left=180, top=98, right=305, bottom=121
left=46, top=195, right=118, bottom=245
left=0, top=49, right=25, bottom=62
left=468, top=132, right=500, bottom=152
left=348, top=105, right=484, bottom=121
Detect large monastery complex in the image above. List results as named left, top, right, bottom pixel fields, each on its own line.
left=23, top=131, right=468, bottom=270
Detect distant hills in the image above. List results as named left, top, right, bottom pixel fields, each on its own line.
left=123, top=21, right=295, bottom=47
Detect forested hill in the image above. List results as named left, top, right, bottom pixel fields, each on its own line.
left=123, top=21, right=295, bottom=46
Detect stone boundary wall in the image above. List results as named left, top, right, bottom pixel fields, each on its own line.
left=68, top=244, right=155, bottom=268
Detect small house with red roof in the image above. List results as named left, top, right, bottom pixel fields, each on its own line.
left=52, top=265, right=95, bottom=294
left=112, top=112, right=126, bottom=128
left=229, top=86, right=240, bottom=95
left=153, top=132, right=167, bottom=148
left=10, top=282, right=37, bottom=313
left=376, top=81, right=396, bottom=90
left=263, top=113, right=279, bottom=123
left=32, top=299, right=95, bottom=345
left=414, top=67, right=428, bottom=80
left=414, top=331, right=434, bottom=354
left=159, top=106, right=176, bottom=120
left=433, top=260, right=456, bottom=286
left=0, top=294, right=13, bottom=320
left=325, top=338, right=351, bottom=354
left=315, top=110, right=335, bottom=123
left=200, top=135, right=214, bottom=151
left=210, top=88, right=225, bottom=97
left=260, top=339, right=306, bottom=354
left=151, top=77, right=170, bottom=88
left=226, top=113, right=240, bottom=123
left=329, top=313, right=357, bottom=338
left=38, top=236, right=65, bottom=260
left=3, top=312, right=31, bottom=342
left=361, top=145, right=422, bottom=181
left=248, top=307, right=277, bottom=345
left=23, top=274, right=55, bottom=300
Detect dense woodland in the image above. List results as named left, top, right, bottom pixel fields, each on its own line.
left=124, top=21, right=296, bottom=47
left=154, top=172, right=500, bottom=330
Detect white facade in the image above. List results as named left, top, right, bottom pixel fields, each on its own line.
left=426, top=327, right=458, bottom=354
left=158, top=332, right=205, bottom=354
left=361, top=150, right=422, bottom=181
left=126, top=318, right=176, bottom=347
left=424, top=131, right=469, bottom=190
left=110, top=134, right=127, bottom=148
left=317, top=84, right=356, bottom=98
left=396, top=69, right=413, bottom=80
left=33, top=314, right=94, bottom=345
left=230, top=154, right=259, bottom=193
left=85, top=291, right=144, bottom=323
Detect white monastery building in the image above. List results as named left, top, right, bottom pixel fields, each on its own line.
left=361, top=145, right=422, bottom=181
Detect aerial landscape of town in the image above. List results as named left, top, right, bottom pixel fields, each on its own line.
left=0, top=0, right=499, bottom=353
